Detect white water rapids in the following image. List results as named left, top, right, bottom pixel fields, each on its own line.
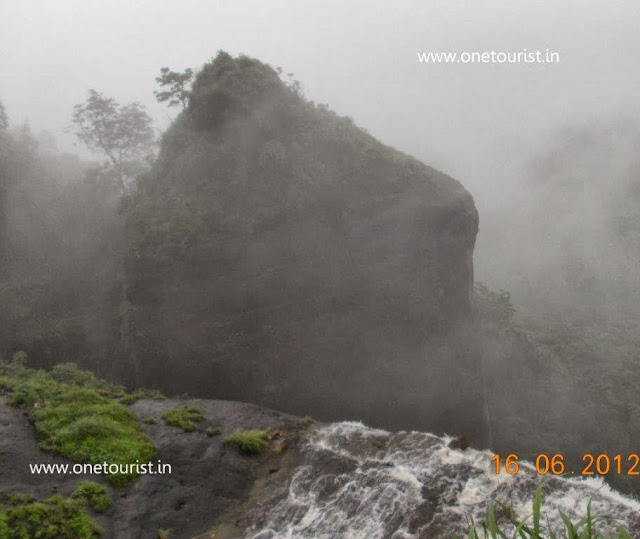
left=247, top=422, right=640, bottom=538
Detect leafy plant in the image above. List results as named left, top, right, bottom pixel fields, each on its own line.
left=467, top=482, right=632, bottom=538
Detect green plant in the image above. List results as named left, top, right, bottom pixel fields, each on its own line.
left=119, top=388, right=165, bottom=405
left=466, top=482, right=632, bottom=538
left=223, top=429, right=269, bottom=454
left=7, top=493, right=35, bottom=505
left=142, top=416, right=157, bottom=425
left=0, top=492, right=103, bottom=537
left=162, top=406, right=204, bottom=432
left=2, top=363, right=156, bottom=486
left=157, top=528, right=171, bottom=538
left=72, top=481, right=112, bottom=512
left=50, top=362, right=97, bottom=386
left=206, top=426, right=221, bottom=437
left=11, top=350, right=28, bottom=367
left=302, top=416, right=315, bottom=426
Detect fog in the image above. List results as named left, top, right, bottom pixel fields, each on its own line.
left=3, top=0, right=639, bottom=203
left=2, top=0, right=640, bottom=498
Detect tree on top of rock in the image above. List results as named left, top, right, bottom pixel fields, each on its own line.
left=154, top=67, right=194, bottom=109
left=70, top=90, right=155, bottom=189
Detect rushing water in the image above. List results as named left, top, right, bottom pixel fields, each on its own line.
left=248, top=422, right=640, bottom=538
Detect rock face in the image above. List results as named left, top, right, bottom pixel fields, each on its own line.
left=0, top=395, right=307, bottom=539
left=123, top=52, right=482, bottom=440
left=3, top=398, right=639, bottom=538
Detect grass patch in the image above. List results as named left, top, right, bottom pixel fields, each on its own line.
left=0, top=491, right=103, bottom=538
left=302, top=416, right=315, bottom=426
left=223, top=429, right=269, bottom=454
left=71, top=481, right=111, bottom=513
left=162, top=406, right=204, bottom=432
left=142, top=417, right=157, bottom=425
left=119, top=388, right=165, bottom=405
left=467, top=482, right=633, bottom=538
left=206, top=427, right=221, bottom=437
left=0, top=360, right=156, bottom=486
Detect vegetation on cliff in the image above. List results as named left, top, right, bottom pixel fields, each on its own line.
left=124, top=51, right=463, bottom=257
left=474, top=283, right=640, bottom=496
left=0, top=357, right=156, bottom=485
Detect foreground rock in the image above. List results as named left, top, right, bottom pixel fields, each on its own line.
left=0, top=397, right=307, bottom=538
left=3, top=398, right=638, bottom=538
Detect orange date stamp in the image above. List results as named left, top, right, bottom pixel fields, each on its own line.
left=492, top=453, right=640, bottom=476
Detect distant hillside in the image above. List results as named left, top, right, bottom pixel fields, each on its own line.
left=121, top=52, right=482, bottom=439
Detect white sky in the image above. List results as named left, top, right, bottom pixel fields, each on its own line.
left=2, top=0, right=639, bottom=270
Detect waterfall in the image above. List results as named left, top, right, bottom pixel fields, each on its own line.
left=247, top=422, right=640, bottom=538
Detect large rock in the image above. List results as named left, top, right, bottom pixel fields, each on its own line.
left=123, top=52, right=482, bottom=440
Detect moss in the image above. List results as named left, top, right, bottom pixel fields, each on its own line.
left=142, top=417, right=157, bottom=425
left=162, top=406, right=204, bottom=432
left=206, top=426, right=221, bottom=437
left=223, top=429, right=269, bottom=454
left=1, top=361, right=156, bottom=486
left=71, top=481, right=111, bottom=513
left=0, top=492, right=103, bottom=538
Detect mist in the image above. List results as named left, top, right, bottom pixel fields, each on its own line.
left=1, top=1, right=640, bottom=530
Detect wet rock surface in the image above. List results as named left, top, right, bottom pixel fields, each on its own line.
left=0, top=397, right=308, bottom=539
left=5, top=401, right=638, bottom=538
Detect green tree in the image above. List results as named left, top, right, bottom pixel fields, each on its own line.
left=154, top=67, right=194, bottom=109
left=70, top=90, right=154, bottom=188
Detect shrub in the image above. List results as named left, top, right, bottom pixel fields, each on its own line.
left=162, top=406, right=204, bottom=432
left=72, top=481, right=111, bottom=512
left=223, top=429, right=269, bottom=454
